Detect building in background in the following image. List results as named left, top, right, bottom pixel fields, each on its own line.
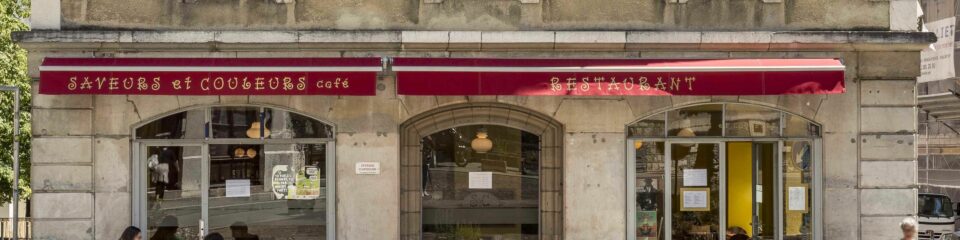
left=918, top=0, right=960, bottom=238
left=16, top=0, right=932, bottom=239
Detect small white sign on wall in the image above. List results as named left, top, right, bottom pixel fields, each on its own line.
left=355, top=162, right=381, bottom=175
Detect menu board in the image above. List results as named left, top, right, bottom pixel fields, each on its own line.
left=788, top=186, right=808, bottom=211
left=469, top=172, right=493, bottom=189
left=226, top=179, right=251, bottom=197
left=682, top=169, right=707, bottom=187
left=680, top=187, right=710, bottom=211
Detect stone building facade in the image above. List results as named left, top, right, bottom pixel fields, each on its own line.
left=17, top=0, right=932, bottom=239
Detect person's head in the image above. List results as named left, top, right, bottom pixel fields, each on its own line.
left=230, top=222, right=249, bottom=235
left=726, top=226, right=747, bottom=237
left=901, top=217, right=919, bottom=239
left=119, top=226, right=141, bottom=240
left=203, top=233, right=224, bottom=240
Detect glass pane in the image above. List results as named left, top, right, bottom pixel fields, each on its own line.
left=671, top=143, right=721, bottom=239
left=136, top=109, right=205, bottom=139
left=634, top=141, right=665, bottom=240
left=629, top=113, right=666, bottom=138
left=783, top=141, right=813, bottom=240
left=211, top=107, right=262, bottom=139
left=725, top=105, right=780, bottom=137
left=208, top=144, right=328, bottom=239
left=147, top=146, right=202, bottom=240
left=668, top=105, right=723, bottom=137
left=755, top=143, right=776, bottom=239
left=783, top=115, right=820, bottom=137
left=422, top=125, right=539, bottom=239
left=265, top=109, right=333, bottom=139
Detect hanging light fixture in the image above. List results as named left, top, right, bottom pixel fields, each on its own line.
left=634, top=141, right=644, bottom=150
left=471, top=127, right=493, bottom=153
left=234, top=148, right=246, bottom=158
left=246, top=148, right=258, bottom=158
left=246, top=114, right=271, bottom=139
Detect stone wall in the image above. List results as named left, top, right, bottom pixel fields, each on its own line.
left=22, top=44, right=921, bottom=239
left=32, top=0, right=919, bottom=31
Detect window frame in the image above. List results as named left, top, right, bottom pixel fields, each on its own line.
left=625, top=103, right=823, bottom=240
left=130, top=104, right=336, bottom=239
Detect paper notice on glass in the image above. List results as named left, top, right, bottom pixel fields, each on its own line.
left=788, top=186, right=807, bottom=211
left=755, top=185, right=763, bottom=203
left=226, top=179, right=251, bottom=197
left=468, top=172, right=493, bottom=189
left=682, top=190, right=709, bottom=210
left=682, top=169, right=707, bottom=186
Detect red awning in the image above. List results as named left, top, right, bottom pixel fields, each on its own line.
left=393, top=58, right=845, bottom=96
left=39, top=58, right=382, bottom=95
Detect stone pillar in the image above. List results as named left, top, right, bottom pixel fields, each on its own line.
left=856, top=51, right=921, bottom=239
left=30, top=78, right=96, bottom=239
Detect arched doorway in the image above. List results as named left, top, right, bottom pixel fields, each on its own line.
left=626, top=103, right=822, bottom=240
left=400, top=103, right=564, bottom=240
left=132, top=105, right=336, bottom=239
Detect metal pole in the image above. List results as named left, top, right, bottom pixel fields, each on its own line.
left=0, top=86, right=21, bottom=240
left=11, top=88, right=19, bottom=240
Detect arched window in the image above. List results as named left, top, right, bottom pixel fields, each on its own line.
left=132, top=106, right=335, bottom=240
left=399, top=103, right=564, bottom=239
left=626, top=103, right=821, bottom=240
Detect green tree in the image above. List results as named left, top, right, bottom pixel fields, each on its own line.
left=0, top=0, right=31, bottom=205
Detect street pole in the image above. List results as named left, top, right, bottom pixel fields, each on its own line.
left=0, top=86, right=20, bottom=240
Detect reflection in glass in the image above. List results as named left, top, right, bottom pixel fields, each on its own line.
left=136, top=109, right=205, bottom=139
left=783, top=141, right=812, bottom=240
left=265, top=109, right=333, bottom=139
left=147, top=146, right=202, bottom=240
left=211, top=107, right=262, bottom=139
left=421, top=125, right=540, bottom=240
left=671, top=143, right=720, bottom=239
left=783, top=115, right=820, bottom=137
left=755, top=143, right=776, bottom=239
left=208, top=144, right=327, bottom=239
left=668, top=105, right=723, bottom=137
left=725, top=105, right=780, bottom=137
left=209, top=145, right=264, bottom=186
left=629, top=113, right=666, bottom=138
left=635, top=141, right=665, bottom=240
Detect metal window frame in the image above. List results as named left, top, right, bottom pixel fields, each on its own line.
left=627, top=139, right=819, bottom=240
left=131, top=105, right=337, bottom=239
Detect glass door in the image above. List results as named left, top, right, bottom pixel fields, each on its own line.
left=140, top=144, right=205, bottom=240
left=725, top=142, right=777, bottom=239
left=668, top=141, right=723, bottom=240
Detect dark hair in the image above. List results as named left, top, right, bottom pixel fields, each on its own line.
left=119, top=226, right=141, bottom=240
left=203, top=233, right=224, bottom=240
left=726, top=226, right=747, bottom=235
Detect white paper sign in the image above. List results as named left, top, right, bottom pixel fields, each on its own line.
left=920, top=17, right=956, bottom=82
left=788, top=186, right=807, bottom=211
left=226, top=179, right=251, bottom=198
left=756, top=185, right=763, bottom=203
left=355, top=162, right=381, bottom=175
left=682, top=169, right=708, bottom=187
left=682, top=190, right=708, bottom=209
left=468, top=172, right=493, bottom=189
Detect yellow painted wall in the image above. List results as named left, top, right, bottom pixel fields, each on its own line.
left=727, top=142, right=753, bottom=237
